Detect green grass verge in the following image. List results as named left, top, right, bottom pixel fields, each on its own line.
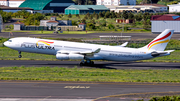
left=1, top=66, right=180, bottom=82
left=0, top=47, right=180, bottom=62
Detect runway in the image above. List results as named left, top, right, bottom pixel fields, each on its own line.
left=0, top=81, right=180, bottom=101
left=0, top=60, right=180, bottom=69
left=1, top=32, right=180, bottom=40
left=1, top=60, right=180, bottom=101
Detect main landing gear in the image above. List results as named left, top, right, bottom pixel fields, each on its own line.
left=80, top=60, right=94, bottom=66
left=18, top=51, right=22, bottom=58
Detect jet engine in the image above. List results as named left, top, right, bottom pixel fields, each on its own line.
left=56, top=53, right=84, bottom=60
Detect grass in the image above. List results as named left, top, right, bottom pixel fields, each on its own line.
left=1, top=66, right=180, bottom=82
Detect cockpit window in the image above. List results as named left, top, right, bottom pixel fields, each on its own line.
left=8, top=40, right=12, bottom=42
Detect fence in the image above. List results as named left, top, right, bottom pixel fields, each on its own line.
left=21, top=26, right=49, bottom=31
left=21, top=26, right=82, bottom=31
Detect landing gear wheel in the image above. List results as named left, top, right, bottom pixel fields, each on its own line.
left=80, top=62, right=84, bottom=66
left=79, top=60, right=94, bottom=66
left=18, top=55, right=22, bottom=58
left=18, top=51, right=22, bottom=58
left=90, top=61, right=94, bottom=66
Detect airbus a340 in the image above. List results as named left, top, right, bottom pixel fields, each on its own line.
left=4, top=29, right=174, bottom=66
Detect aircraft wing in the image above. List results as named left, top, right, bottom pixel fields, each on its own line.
left=57, top=48, right=101, bottom=56
left=116, top=42, right=128, bottom=47
left=151, top=50, right=174, bottom=57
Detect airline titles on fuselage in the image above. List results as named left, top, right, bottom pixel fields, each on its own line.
left=109, top=53, right=143, bottom=58
left=21, top=42, right=55, bottom=50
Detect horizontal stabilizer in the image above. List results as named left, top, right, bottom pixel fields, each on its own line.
left=151, top=50, right=174, bottom=57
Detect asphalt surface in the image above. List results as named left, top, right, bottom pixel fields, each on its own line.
left=1, top=31, right=180, bottom=40
left=0, top=81, right=180, bottom=101
left=0, top=60, right=180, bottom=69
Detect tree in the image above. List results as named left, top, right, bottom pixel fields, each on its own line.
left=111, top=11, right=116, bottom=18
left=89, top=14, right=93, bottom=20
left=76, top=14, right=80, bottom=17
left=92, top=11, right=96, bottom=17
left=128, top=12, right=134, bottom=19
left=122, top=11, right=128, bottom=19
left=0, top=11, right=12, bottom=22
left=86, top=12, right=90, bottom=17
left=21, top=10, right=30, bottom=18
left=87, top=23, right=96, bottom=29
left=98, top=12, right=103, bottom=18
left=68, top=13, right=72, bottom=18
left=102, top=11, right=106, bottom=17
left=135, top=14, right=142, bottom=21
left=81, top=18, right=86, bottom=23
left=143, top=12, right=151, bottom=21
left=108, top=24, right=115, bottom=29
left=95, top=14, right=99, bottom=19
left=104, top=11, right=110, bottom=18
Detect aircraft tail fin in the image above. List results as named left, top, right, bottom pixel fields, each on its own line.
left=140, top=29, right=174, bottom=51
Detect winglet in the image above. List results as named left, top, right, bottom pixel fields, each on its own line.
left=120, top=42, right=128, bottom=47
left=93, top=48, right=101, bottom=53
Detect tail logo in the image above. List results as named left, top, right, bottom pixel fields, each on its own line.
left=147, top=32, right=171, bottom=50
left=36, top=40, right=54, bottom=46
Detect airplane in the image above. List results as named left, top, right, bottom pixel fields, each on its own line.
left=3, top=29, right=174, bottom=66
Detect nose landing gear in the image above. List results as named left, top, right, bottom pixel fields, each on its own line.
left=18, top=51, right=22, bottom=58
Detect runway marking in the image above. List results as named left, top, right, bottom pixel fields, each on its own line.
left=64, top=86, right=90, bottom=89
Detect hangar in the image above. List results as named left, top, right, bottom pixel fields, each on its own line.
left=65, top=5, right=110, bottom=14
left=151, top=14, right=180, bottom=34
left=19, top=0, right=75, bottom=13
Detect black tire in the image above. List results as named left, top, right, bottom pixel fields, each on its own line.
left=18, top=55, right=22, bottom=58
left=90, top=61, right=94, bottom=66
left=80, top=62, right=84, bottom=66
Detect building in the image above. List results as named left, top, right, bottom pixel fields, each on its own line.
left=65, top=5, right=110, bottom=14
left=40, top=16, right=72, bottom=29
left=0, top=5, right=33, bottom=13
left=0, top=0, right=25, bottom=7
left=106, top=4, right=166, bottom=13
left=168, top=3, right=180, bottom=13
left=19, top=0, right=75, bottom=13
left=14, top=22, right=24, bottom=30
left=96, top=0, right=136, bottom=6
left=140, top=4, right=168, bottom=12
left=151, top=14, right=180, bottom=34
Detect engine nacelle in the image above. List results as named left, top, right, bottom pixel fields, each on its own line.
left=56, top=54, right=69, bottom=60
left=56, top=54, right=84, bottom=60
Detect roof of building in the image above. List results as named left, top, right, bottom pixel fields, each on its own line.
left=19, top=0, right=75, bottom=10
left=140, top=4, right=167, bottom=7
left=47, top=20, right=59, bottom=23
left=0, top=0, right=25, bottom=1
left=14, top=22, right=24, bottom=24
left=168, top=3, right=180, bottom=7
left=79, top=23, right=85, bottom=25
left=151, top=14, right=180, bottom=21
left=0, top=5, right=33, bottom=10
left=66, top=5, right=109, bottom=10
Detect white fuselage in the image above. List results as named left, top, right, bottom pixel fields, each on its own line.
left=4, top=37, right=155, bottom=61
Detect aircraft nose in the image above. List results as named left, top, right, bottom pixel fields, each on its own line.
left=3, top=41, right=8, bottom=47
